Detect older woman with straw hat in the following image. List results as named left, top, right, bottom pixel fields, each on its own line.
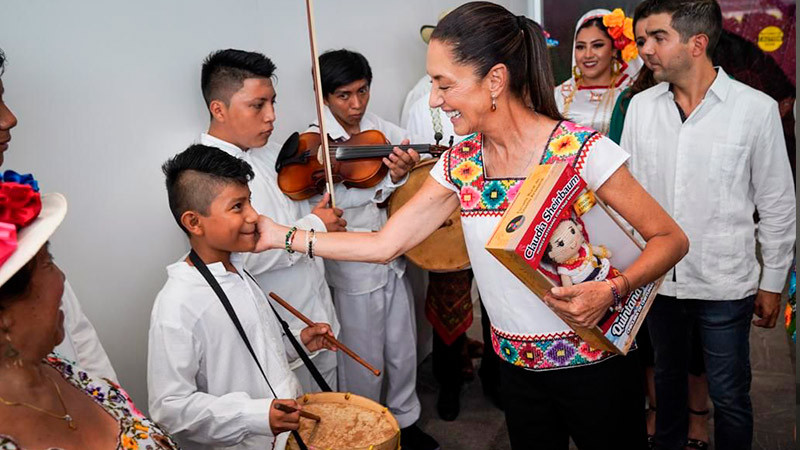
left=0, top=176, right=178, bottom=449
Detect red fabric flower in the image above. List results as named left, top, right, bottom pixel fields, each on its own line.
left=608, top=25, right=624, bottom=40
left=0, top=182, right=42, bottom=228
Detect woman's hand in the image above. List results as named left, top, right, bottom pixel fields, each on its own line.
left=269, top=399, right=301, bottom=434
left=300, top=323, right=337, bottom=352
left=543, top=281, right=614, bottom=328
left=254, top=215, right=286, bottom=253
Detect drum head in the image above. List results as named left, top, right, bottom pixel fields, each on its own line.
left=388, top=158, right=470, bottom=272
left=287, top=392, right=400, bottom=450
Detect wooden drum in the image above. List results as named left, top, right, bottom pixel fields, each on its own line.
left=287, top=392, right=400, bottom=450
left=387, top=158, right=470, bottom=272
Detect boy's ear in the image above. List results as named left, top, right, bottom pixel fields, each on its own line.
left=208, top=99, right=227, bottom=123
left=180, top=211, right=204, bottom=237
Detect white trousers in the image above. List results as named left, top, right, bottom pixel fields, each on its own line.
left=293, top=348, right=338, bottom=393
left=333, top=273, right=421, bottom=428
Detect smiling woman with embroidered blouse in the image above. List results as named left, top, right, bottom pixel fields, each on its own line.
left=255, top=2, right=688, bottom=448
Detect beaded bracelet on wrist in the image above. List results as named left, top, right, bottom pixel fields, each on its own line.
left=285, top=226, right=298, bottom=254
left=605, top=278, right=623, bottom=312
left=307, top=229, right=316, bottom=259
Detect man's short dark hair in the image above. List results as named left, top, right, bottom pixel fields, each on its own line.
left=634, top=0, right=722, bottom=57
left=0, top=48, right=6, bottom=77
left=201, top=49, right=276, bottom=106
left=319, top=49, right=372, bottom=97
left=162, top=144, right=254, bottom=234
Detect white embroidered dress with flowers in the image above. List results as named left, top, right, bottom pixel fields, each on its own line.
left=429, top=120, right=628, bottom=370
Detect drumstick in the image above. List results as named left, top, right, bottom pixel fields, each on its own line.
left=273, top=402, right=321, bottom=422
left=269, top=292, right=382, bottom=377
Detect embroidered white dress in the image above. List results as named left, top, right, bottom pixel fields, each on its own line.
left=429, top=121, right=628, bottom=370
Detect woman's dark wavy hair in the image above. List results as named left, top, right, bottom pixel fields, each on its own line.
left=430, top=1, right=563, bottom=121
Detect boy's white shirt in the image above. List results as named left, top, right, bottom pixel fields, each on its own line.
left=306, top=107, right=417, bottom=294
left=148, top=253, right=302, bottom=450
left=198, top=133, right=343, bottom=359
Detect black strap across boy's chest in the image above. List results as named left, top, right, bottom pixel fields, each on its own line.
left=188, top=250, right=331, bottom=449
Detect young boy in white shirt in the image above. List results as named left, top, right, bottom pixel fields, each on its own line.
left=148, top=144, right=336, bottom=450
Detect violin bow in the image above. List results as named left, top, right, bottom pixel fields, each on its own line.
left=305, top=0, right=337, bottom=208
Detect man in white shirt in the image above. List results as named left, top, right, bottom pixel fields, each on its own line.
left=622, top=2, right=796, bottom=449
left=310, top=49, right=439, bottom=450
left=0, top=48, right=117, bottom=381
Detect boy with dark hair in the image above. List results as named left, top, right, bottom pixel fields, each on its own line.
left=149, top=144, right=336, bottom=450
left=623, top=1, right=795, bottom=449
left=310, top=48, right=438, bottom=450
left=195, top=48, right=416, bottom=393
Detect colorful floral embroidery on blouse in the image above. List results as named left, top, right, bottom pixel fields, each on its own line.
left=540, top=120, right=599, bottom=171
left=0, top=355, right=178, bottom=450
left=443, top=122, right=599, bottom=219
left=443, top=133, right=523, bottom=217
left=491, top=326, right=615, bottom=370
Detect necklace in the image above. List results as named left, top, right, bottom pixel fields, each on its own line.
left=562, top=71, right=619, bottom=135
left=0, top=374, right=77, bottom=430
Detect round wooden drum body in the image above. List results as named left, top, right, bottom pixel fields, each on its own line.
left=287, top=392, right=400, bottom=450
left=387, top=158, right=470, bottom=272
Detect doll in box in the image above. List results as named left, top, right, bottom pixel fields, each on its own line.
left=544, top=213, right=624, bottom=332
left=545, top=215, right=613, bottom=288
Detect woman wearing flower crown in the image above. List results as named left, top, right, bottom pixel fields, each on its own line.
left=555, top=8, right=641, bottom=135
left=0, top=176, right=178, bottom=449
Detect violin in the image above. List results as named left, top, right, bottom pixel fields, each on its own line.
left=275, top=129, right=449, bottom=201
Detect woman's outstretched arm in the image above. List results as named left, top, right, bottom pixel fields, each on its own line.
left=255, top=176, right=461, bottom=264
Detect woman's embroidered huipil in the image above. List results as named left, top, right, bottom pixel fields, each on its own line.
left=429, top=120, right=629, bottom=371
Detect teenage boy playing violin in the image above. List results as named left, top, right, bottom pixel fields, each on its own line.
left=305, top=49, right=439, bottom=450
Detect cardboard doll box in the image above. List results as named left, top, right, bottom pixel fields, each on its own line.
left=485, top=162, right=663, bottom=354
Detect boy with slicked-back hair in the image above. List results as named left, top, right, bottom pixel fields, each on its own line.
left=148, top=144, right=336, bottom=450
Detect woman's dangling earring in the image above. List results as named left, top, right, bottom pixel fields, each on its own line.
left=572, top=65, right=582, bottom=81
left=491, top=95, right=497, bottom=112
left=612, top=59, right=622, bottom=76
